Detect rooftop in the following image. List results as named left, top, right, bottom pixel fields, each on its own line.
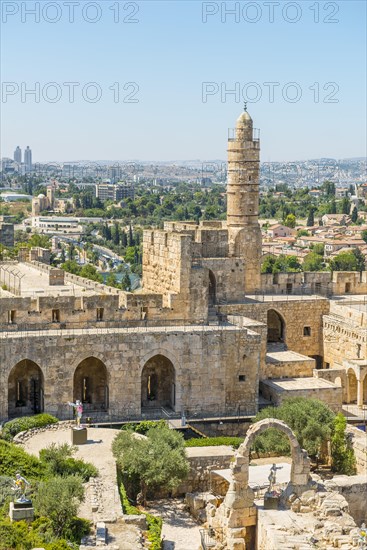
left=0, top=262, right=98, bottom=298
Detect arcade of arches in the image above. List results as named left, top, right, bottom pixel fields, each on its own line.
left=8, top=359, right=44, bottom=418
left=73, top=357, right=109, bottom=412
left=141, top=354, right=176, bottom=410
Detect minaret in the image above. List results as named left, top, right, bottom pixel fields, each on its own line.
left=227, top=105, right=262, bottom=293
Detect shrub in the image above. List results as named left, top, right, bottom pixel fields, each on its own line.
left=117, top=472, right=162, bottom=549
left=252, top=398, right=335, bottom=458
left=185, top=436, right=243, bottom=448
left=113, top=425, right=189, bottom=505
left=0, top=476, right=14, bottom=507
left=33, top=475, right=85, bottom=539
left=1, top=414, right=58, bottom=441
left=331, top=413, right=356, bottom=475
left=146, top=514, right=163, bottom=550
left=39, top=443, right=98, bottom=481
left=0, top=440, right=44, bottom=479
left=120, top=419, right=167, bottom=435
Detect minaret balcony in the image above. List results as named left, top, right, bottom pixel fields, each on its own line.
left=228, top=127, right=260, bottom=142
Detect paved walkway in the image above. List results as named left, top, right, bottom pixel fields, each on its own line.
left=148, top=499, right=202, bottom=550
left=23, top=426, right=143, bottom=549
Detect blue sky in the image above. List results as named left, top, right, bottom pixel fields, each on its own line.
left=1, top=0, right=366, bottom=162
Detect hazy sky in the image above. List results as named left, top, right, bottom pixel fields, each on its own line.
left=1, top=1, right=366, bottom=162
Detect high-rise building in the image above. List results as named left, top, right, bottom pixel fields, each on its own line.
left=95, top=182, right=135, bottom=202
left=24, top=146, right=32, bottom=172
left=14, top=146, right=22, bottom=164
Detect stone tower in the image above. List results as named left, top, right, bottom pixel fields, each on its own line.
left=227, top=107, right=262, bottom=293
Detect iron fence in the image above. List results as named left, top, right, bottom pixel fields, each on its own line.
left=200, top=529, right=217, bottom=549
left=0, top=317, right=232, bottom=335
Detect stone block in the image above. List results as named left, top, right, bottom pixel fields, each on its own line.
left=123, top=514, right=147, bottom=530
left=71, top=427, right=88, bottom=445
left=227, top=538, right=246, bottom=550
left=96, top=522, right=107, bottom=544
left=9, top=501, right=34, bottom=522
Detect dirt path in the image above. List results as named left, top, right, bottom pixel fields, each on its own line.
left=148, top=499, right=202, bottom=550
left=23, top=426, right=143, bottom=549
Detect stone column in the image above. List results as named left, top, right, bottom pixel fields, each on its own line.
left=357, top=378, right=363, bottom=408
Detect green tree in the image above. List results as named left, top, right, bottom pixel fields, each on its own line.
left=351, top=206, right=358, bottom=223
left=306, top=208, right=315, bottom=227
left=361, top=229, right=367, bottom=243
left=303, top=251, right=323, bottom=271
left=261, top=255, right=276, bottom=274
left=120, top=271, right=131, bottom=291
left=106, top=272, right=119, bottom=288
left=311, top=243, right=325, bottom=256
left=331, top=413, right=356, bottom=475
left=28, top=233, right=51, bottom=249
left=340, top=197, right=350, bottom=215
left=322, top=180, right=335, bottom=197
left=330, top=249, right=365, bottom=272
left=252, top=397, right=335, bottom=458
left=33, top=475, right=85, bottom=538
left=79, top=264, right=103, bottom=282
left=61, top=260, right=81, bottom=275
left=284, top=213, right=296, bottom=228
left=112, top=424, right=189, bottom=505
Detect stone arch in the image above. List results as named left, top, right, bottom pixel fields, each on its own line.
left=213, top=419, right=310, bottom=550
left=8, top=359, right=44, bottom=418
left=267, top=309, right=285, bottom=343
left=139, top=348, right=180, bottom=376
left=141, top=354, right=176, bottom=411
left=347, top=368, right=357, bottom=404
left=73, top=356, right=109, bottom=412
left=362, top=372, right=367, bottom=404
left=208, top=269, right=216, bottom=306
left=235, top=419, right=310, bottom=491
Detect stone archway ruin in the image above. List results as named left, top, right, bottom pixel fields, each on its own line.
left=210, top=419, right=310, bottom=550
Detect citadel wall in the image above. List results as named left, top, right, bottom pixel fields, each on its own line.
left=0, top=324, right=261, bottom=422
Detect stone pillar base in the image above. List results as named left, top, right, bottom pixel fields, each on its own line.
left=9, top=501, right=34, bottom=522
left=71, top=427, right=87, bottom=445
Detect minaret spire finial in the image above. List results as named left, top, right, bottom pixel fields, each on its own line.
left=244, top=101, right=247, bottom=112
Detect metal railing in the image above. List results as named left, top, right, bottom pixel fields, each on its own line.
left=200, top=529, right=217, bottom=549
left=0, top=317, right=232, bottom=335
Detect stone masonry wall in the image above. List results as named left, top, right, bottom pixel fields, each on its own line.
left=222, top=298, right=330, bottom=360
left=0, top=324, right=261, bottom=421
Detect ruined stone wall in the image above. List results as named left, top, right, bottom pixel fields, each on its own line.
left=347, top=425, right=367, bottom=476
left=325, top=475, right=367, bottom=525
left=0, top=324, right=261, bottom=421
left=175, top=451, right=234, bottom=495
left=222, top=298, right=329, bottom=359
